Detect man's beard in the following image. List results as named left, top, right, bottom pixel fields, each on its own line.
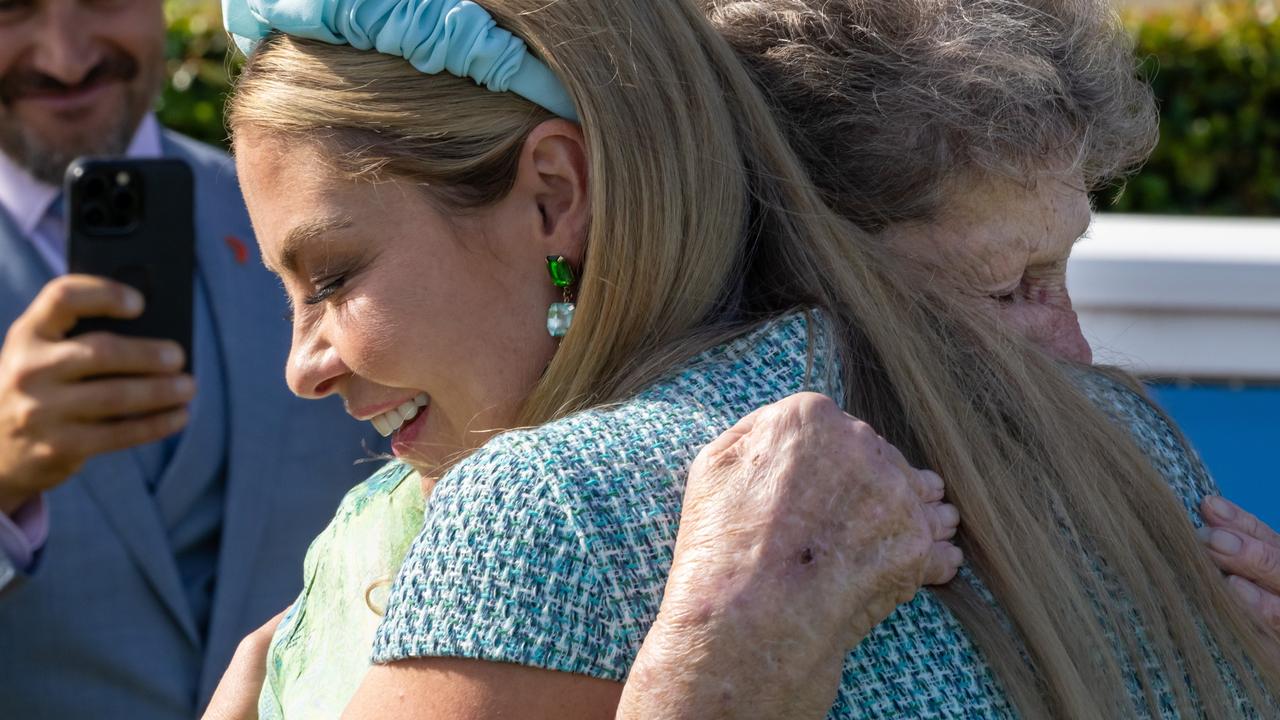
left=0, top=49, right=161, bottom=185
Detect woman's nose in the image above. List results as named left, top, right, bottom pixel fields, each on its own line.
left=1000, top=302, right=1094, bottom=365
left=285, top=331, right=348, bottom=399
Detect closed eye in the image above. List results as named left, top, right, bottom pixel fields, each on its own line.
left=304, top=276, right=346, bottom=306
left=990, top=279, right=1022, bottom=304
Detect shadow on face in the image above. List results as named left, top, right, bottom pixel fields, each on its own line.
left=880, top=170, right=1095, bottom=364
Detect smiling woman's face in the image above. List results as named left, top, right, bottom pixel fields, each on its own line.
left=235, top=129, right=581, bottom=472
left=881, top=171, right=1094, bottom=364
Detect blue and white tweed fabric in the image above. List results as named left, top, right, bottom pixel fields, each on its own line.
left=372, top=311, right=1231, bottom=719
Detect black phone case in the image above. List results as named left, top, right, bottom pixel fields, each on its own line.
left=65, top=158, right=196, bottom=373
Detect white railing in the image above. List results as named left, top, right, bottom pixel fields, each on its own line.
left=1068, top=214, right=1280, bottom=381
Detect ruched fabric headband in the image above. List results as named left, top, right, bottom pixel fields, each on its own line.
left=222, top=0, right=579, bottom=120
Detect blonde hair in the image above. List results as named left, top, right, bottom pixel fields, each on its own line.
left=229, top=2, right=1279, bottom=716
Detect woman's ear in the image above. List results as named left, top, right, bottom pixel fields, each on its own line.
left=514, top=119, right=590, bottom=264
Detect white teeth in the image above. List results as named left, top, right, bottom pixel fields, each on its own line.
left=397, top=400, right=418, bottom=420
left=371, top=408, right=403, bottom=437
left=369, top=395, right=430, bottom=437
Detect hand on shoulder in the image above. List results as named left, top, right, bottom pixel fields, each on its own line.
left=625, top=392, right=962, bottom=719
left=1200, top=496, right=1280, bottom=643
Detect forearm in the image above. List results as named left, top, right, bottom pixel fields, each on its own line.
left=616, top=598, right=846, bottom=720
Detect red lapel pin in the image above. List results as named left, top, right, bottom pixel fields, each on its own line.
left=225, top=235, right=249, bottom=265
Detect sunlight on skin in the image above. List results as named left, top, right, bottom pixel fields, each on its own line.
left=234, top=125, right=586, bottom=474
left=882, top=170, right=1094, bottom=364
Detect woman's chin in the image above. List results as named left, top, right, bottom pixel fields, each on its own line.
left=397, top=445, right=450, bottom=478
left=391, top=408, right=444, bottom=469
left=390, top=405, right=513, bottom=476
left=391, top=416, right=470, bottom=478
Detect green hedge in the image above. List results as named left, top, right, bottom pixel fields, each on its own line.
left=1102, top=0, right=1280, bottom=215
left=157, top=0, right=238, bottom=148
left=158, top=0, right=1280, bottom=216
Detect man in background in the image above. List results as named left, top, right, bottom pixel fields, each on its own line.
left=0, top=0, right=383, bottom=716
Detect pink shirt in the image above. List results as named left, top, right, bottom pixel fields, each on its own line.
left=0, top=115, right=163, bottom=570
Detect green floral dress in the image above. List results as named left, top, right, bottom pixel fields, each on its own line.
left=258, top=461, right=422, bottom=720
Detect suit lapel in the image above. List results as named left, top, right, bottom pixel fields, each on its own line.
left=0, top=207, right=53, bottom=329
left=79, top=452, right=200, bottom=645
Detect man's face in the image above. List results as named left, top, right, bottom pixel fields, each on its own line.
left=0, top=0, right=166, bottom=184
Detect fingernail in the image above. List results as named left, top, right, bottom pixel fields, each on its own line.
left=161, top=346, right=183, bottom=368
left=941, top=504, right=960, bottom=526
left=1228, top=576, right=1262, bottom=606
left=1209, top=529, right=1243, bottom=556
left=173, top=376, right=195, bottom=395
left=1208, top=496, right=1235, bottom=520
left=123, top=289, right=144, bottom=315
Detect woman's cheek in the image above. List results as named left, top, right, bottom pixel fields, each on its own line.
left=332, top=294, right=419, bottom=382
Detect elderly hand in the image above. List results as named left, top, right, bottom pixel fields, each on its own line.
left=1200, top=496, right=1280, bottom=640
left=203, top=609, right=287, bottom=720
left=620, top=393, right=962, bottom=720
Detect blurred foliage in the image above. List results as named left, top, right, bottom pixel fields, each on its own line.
left=1099, top=0, right=1280, bottom=215
left=157, top=0, right=239, bottom=148
left=158, top=0, right=1280, bottom=215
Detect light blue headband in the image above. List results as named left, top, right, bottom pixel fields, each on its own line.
left=222, top=0, right=578, bottom=120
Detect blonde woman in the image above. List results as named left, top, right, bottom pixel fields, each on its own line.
left=216, top=0, right=1278, bottom=718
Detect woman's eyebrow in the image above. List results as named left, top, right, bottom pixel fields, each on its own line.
left=270, top=216, right=354, bottom=274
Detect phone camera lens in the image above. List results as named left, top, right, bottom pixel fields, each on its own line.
left=113, top=188, right=138, bottom=212
left=82, top=201, right=108, bottom=229
left=84, top=175, right=108, bottom=198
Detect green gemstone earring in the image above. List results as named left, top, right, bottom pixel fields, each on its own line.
left=545, top=255, right=576, bottom=338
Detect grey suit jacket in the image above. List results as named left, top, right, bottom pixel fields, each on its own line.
left=0, top=132, right=386, bottom=718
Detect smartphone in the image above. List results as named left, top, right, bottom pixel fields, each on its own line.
left=65, top=158, right=196, bottom=373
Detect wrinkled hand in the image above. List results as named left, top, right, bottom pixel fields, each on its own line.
left=1200, top=496, right=1280, bottom=640
left=0, top=276, right=192, bottom=514
left=621, top=393, right=961, bottom=719
left=203, top=609, right=287, bottom=720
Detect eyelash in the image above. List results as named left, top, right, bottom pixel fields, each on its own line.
left=282, top=276, right=347, bottom=322
left=992, top=278, right=1023, bottom=304
left=303, top=276, right=346, bottom=306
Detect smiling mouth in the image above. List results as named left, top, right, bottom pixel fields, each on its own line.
left=370, top=393, right=430, bottom=437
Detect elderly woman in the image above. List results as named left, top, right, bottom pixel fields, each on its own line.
left=706, top=0, right=1280, bottom=640
left=207, top=0, right=1278, bottom=718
